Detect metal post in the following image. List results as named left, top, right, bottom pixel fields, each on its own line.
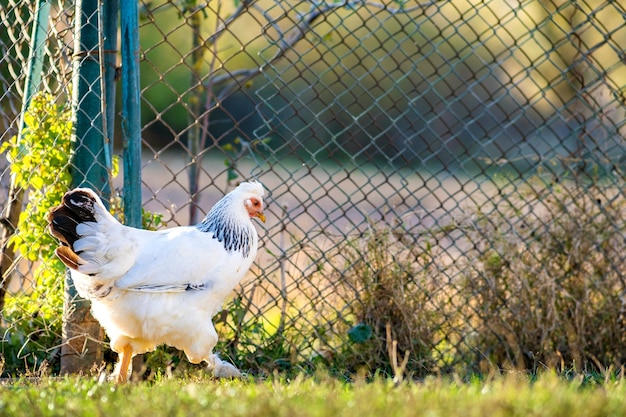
left=120, top=0, right=142, bottom=228
left=62, top=0, right=115, bottom=374
left=0, top=0, right=51, bottom=313
left=70, top=0, right=111, bottom=195
left=103, top=0, right=119, bottom=164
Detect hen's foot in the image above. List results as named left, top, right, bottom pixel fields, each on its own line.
left=210, top=355, right=243, bottom=378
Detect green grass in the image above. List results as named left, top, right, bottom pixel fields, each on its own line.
left=2, top=373, right=626, bottom=417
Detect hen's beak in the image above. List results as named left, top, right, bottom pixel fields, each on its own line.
left=254, top=212, right=266, bottom=223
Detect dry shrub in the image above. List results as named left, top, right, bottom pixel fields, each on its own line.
left=458, top=179, right=626, bottom=372
left=310, top=218, right=455, bottom=378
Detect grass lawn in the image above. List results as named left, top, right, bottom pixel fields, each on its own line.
left=1, top=372, right=626, bottom=417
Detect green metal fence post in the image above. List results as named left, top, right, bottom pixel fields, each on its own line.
left=120, top=0, right=142, bottom=228
left=0, top=0, right=51, bottom=314
left=62, top=0, right=116, bottom=375
left=70, top=1, right=111, bottom=195
left=103, top=0, right=119, bottom=162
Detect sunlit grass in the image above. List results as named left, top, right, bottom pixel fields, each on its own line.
left=2, top=372, right=626, bottom=417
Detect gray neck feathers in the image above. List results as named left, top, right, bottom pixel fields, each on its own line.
left=196, top=193, right=254, bottom=258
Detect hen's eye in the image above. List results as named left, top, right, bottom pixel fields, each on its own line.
left=246, top=198, right=261, bottom=209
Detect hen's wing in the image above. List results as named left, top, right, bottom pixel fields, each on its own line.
left=109, top=226, right=248, bottom=293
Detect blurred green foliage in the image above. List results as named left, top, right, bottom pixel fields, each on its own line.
left=0, top=93, right=72, bottom=375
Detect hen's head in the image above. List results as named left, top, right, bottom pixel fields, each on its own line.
left=232, top=181, right=266, bottom=223
left=197, top=181, right=265, bottom=255
left=199, top=180, right=266, bottom=228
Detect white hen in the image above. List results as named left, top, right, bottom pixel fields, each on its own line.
left=47, top=181, right=265, bottom=382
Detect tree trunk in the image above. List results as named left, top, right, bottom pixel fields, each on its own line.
left=0, top=186, right=24, bottom=313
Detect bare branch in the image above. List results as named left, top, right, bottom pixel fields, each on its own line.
left=268, top=0, right=441, bottom=63
left=205, top=0, right=440, bottom=102
left=204, top=0, right=260, bottom=48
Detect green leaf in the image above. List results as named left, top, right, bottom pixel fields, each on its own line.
left=347, top=323, right=373, bottom=344
left=227, top=167, right=239, bottom=182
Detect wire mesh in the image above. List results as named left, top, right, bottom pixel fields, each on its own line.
left=1, top=0, right=626, bottom=377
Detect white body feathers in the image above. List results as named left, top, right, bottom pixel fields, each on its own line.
left=48, top=182, right=265, bottom=380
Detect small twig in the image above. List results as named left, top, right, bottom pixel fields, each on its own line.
left=386, top=322, right=409, bottom=385
left=203, top=0, right=257, bottom=49
left=276, top=202, right=289, bottom=336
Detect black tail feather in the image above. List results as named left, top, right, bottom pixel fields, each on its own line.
left=48, top=206, right=82, bottom=246
left=61, top=190, right=97, bottom=222
left=48, top=189, right=99, bottom=267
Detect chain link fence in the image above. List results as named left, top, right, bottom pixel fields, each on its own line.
left=1, top=0, right=626, bottom=378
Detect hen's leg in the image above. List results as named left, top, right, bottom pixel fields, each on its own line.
left=184, top=322, right=242, bottom=378
left=114, top=345, right=133, bottom=383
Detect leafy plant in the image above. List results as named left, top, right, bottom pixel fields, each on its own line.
left=0, top=93, right=73, bottom=375
left=221, top=137, right=272, bottom=187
